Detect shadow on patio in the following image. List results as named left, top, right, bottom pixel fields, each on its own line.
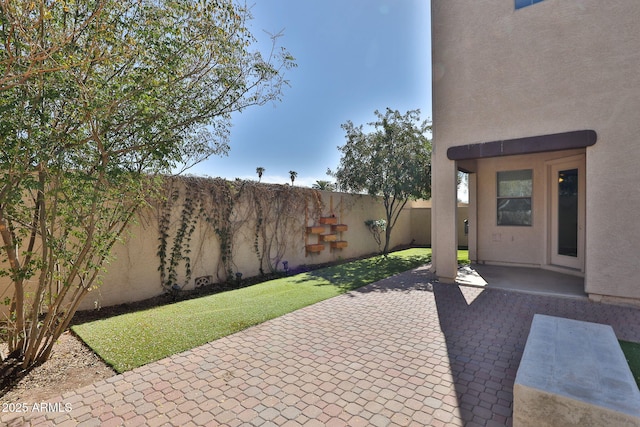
left=347, top=264, right=640, bottom=426
left=456, top=264, right=586, bottom=298
left=432, top=277, right=640, bottom=425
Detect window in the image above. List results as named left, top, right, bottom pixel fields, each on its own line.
left=515, top=0, right=545, bottom=10
left=497, top=169, right=532, bottom=226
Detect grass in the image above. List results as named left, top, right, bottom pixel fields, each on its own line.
left=73, top=247, right=442, bottom=373
left=457, top=249, right=469, bottom=264
left=620, top=340, right=640, bottom=387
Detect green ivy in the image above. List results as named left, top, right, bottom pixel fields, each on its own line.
left=156, top=176, right=324, bottom=288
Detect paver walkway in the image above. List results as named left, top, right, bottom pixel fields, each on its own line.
left=4, top=265, right=640, bottom=426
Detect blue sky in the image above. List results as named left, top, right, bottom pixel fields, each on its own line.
left=188, top=0, right=432, bottom=188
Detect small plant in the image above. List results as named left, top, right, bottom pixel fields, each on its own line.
left=365, top=219, right=387, bottom=253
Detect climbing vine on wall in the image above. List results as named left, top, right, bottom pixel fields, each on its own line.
left=249, top=184, right=323, bottom=275
left=157, top=180, right=179, bottom=290
left=156, top=178, right=202, bottom=290
left=200, top=178, right=243, bottom=281
left=155, top=176, right=323, bottom=290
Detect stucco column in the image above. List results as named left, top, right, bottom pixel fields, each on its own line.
left=431, top=146, right=459, bottom=283
left=467, top=172, right=477, bottom=263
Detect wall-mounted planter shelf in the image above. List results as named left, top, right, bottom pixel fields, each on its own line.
left=306, top=226, right=325, bottom=234
left=306, top=244, right=325, bottom=253
left=319, top=216, right=338, bottom=225
left=305, top=201, right=347, bottom=256
left=331, top=241, right=348, bottom=249
left=319, top=233, right=337, bottom=242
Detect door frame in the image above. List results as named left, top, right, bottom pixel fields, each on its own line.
left=546, top=154, right=586, bottom=272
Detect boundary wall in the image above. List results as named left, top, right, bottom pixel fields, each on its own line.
left=0, top=180, right=468, bottom=312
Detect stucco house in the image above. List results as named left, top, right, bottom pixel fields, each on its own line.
left=430, top=1, right=640, bottom=304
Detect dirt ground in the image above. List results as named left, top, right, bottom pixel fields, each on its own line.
left=0, top=331, right=116, bottom=404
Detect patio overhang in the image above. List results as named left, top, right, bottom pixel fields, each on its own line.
left=447, top=130, right=597, bottom=161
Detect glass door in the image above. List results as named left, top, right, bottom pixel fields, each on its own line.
left=550, top=158, right=584, bottom=270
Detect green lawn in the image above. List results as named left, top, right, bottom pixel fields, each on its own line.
left=74, top=248, right=442, bottom=373
left=620, top=340, right=640, bottom=387
left=457, top=249, right=469, bottom=264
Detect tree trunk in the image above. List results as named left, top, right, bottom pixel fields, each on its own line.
left=383, top=218, right=392, bottom=255
left=0, top=213, right=25, bottom=354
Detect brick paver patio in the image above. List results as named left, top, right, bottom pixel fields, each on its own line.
left=3, top=265, right=640, bottom=426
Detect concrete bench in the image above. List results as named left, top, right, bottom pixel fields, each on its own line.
left=514, top=314, right=640, bottom=427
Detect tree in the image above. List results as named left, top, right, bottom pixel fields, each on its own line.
left=256, top=167, right=265, bottom=182
left=0, top=0, right=107, bottom=91
left=0, top=0, right=295, bottom=370
left=312, top=180, right=336, bottom=191
left=289, top=170, right=298, bottom=186
left=328, top=108, right=431, bottom=254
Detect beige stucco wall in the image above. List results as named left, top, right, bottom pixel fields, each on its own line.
left=0, top=184, right=470, bottom=314
left=0, top=187, right=447, bottom=314
left=79, top=190, right=416, bottom=311
left=432, top=1, right=640, bottom=300
left=472, top=149, right=583, bottom=267
left=410, top=201, right=468, bottom=248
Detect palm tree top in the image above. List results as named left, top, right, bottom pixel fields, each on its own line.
left=312, top=180, right=335, bottom=191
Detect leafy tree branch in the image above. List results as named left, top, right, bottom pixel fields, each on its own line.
left=329, top=108, right=431, bottom=254
left=0, top=0, right=295, bottom=370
